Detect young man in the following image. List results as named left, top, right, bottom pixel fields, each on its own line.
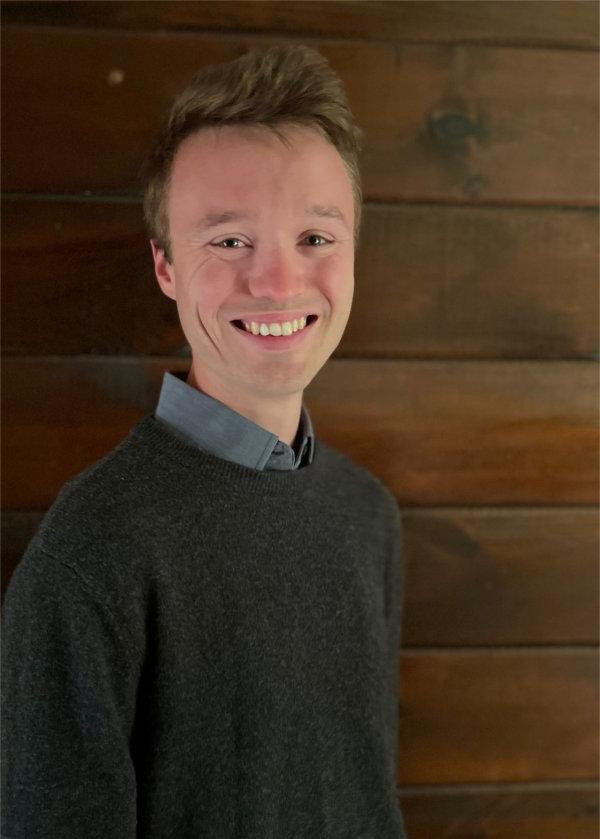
left=2, top=46, right=407, bottom=837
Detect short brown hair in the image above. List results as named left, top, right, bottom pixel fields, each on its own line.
left=141, top=45, right=363, bottom=261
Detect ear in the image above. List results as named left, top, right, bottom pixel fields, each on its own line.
left=151, top=240, right=177, bottom=301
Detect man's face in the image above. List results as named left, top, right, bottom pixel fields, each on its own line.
left=152, top=124, right=355, bottom=406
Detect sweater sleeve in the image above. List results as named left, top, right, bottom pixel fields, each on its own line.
left=1, top=541, right=140, bottom=838
left=383, top=502, right=404, bottom=777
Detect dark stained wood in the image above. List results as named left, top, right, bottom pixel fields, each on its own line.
left=397, top=648, right=598, bottom=783
left=4, top=507, right=597, bottom=646
left=400, top=781, right=599, bottom=838
left=0, top=200, right=178, bottom=356
left=352, top=205, right=599, bottom=360
left=1, top=357, right=597, bottom=508
left=3, top=1, right=598, bottom=49
left=402, top=508, right=599, bottom=646
left=2, top=199, right=597, bottom=360
left=2, top=28, right=598, bottom=204
left=310, top=359, right=598, bottom=507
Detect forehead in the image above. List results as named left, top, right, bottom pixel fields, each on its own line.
left=167, top=124, right=354, bottom=221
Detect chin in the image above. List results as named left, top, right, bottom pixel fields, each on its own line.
left=249, top=371, right=312, bottom=396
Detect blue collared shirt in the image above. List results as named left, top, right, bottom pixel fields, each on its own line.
left=154, top=371, right=315, bottom=471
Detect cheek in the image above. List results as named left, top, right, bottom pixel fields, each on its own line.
left=186, top=258, right=237, bottom=316
left=316, top=254, right=354, bottom=297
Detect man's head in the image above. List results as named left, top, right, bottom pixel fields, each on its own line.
left=142, top=46, right=362, bottom=420
left=142, top=45, right=363, bottom=262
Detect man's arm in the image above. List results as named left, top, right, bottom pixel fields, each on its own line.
left=384, top=502, right=404, bottom=774
left=1, top=541, right=140, bottom=838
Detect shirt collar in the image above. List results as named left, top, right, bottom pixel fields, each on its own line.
left=155, top=370, right=314, bottom=471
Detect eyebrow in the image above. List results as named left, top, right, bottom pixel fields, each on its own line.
left=305, top=205, right=348, bottom=229
left=195, top=205, right=349, bottom=233
left=195, top=211, right=255, bottom=232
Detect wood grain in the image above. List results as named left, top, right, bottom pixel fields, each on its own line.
left=397, top=648, right=598, bottom=784
left=402, top=508, right=599, bottom=646
left=399, top=781, right=599, bottom=838
left=3, top=508, right=597, bottom=646
left=2, top=28, right=598, bottom=204
left=3, top=1, right=597, bottom=49
left=352, top=205, right=599, bottom=359
left=3, top=199, right=597, bottom=359
left=2, top=357, right=597, bottom=509
left=310, top=359, right=598, bottom=506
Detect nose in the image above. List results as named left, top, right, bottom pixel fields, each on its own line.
left=245, top=244, right=308, bottom=303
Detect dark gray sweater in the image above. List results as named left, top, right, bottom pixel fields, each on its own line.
left=2, top=414, right=407, bottom=838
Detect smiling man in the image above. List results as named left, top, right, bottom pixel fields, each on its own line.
left=2, top=46, right=407, bottom=838
left=150, top=121, right=355, bottom=452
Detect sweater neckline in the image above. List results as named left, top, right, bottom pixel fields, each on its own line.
left=127, top=414, right=324, bottom=491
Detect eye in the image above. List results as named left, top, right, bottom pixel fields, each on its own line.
left=211, top=238, right=247, bottom=249
left=302, top=234, right=333, bottom=247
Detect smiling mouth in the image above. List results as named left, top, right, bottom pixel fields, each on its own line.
left=231, top=315, right=318, bottom=332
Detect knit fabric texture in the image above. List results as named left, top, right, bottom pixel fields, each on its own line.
left=2, top=414, right=407, bottom=838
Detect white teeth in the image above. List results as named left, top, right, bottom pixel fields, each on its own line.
left=242, top=316, right=311, bottom=336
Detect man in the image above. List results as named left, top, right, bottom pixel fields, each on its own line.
left=2, top=45, right=407, bottom=837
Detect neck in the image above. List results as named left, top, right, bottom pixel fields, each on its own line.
left=186, top=365, right=303, bottom=447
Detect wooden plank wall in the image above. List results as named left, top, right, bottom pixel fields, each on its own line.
left=2, top=2, right=598, bottom=835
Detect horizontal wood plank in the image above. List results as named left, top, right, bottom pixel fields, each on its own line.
left=397, top=648, right=598, bottom=784
left=402, top=508, right=599, bottom=646
left=399, top=781, right=599, bottom=838
left=353, top=205, right=599, bottom=359
left=3, top=1, right=597, bottom=49
left=2, top=199, right=597, bottom=360
left=3, top=508, right=597, bottom=646
left=310, top=360, right=598, bottom=506
left=1, top=357, right=597, bottom=508
left=1, top=199, right=176, bottom=356
left=2, top=28, right=598, bottom=204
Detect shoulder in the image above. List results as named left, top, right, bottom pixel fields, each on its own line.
left=7, top=420, right=163, bottom=651
left=314, top=437, right=401, bottom=527
left=31, top=416, right=161, bottom=579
